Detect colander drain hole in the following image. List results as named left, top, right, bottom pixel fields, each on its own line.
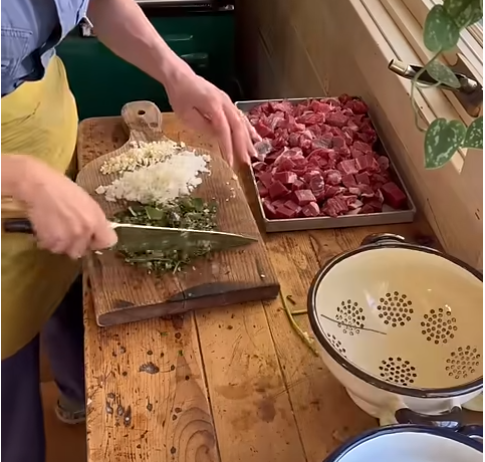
left=335, top=300, right=366, bottom=335
left=445, top=346, right=481, bottom=380
left=379, top=357, right=417, bottom=387
left=328, top=334, right=347, bottom=357
left=421, top=308, right=457, bottom=345
left=377, top=292, right=414, bottom=328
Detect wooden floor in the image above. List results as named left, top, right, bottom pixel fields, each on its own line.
left=42, top=381, right=86, bottom=462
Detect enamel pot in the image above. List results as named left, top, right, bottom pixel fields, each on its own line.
left=324, top=424, right=482, bottom=462
left=308, top=233, right=483, bottom=428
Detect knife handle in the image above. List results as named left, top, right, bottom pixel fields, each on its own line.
left=3, top=218, right=34, bottom=234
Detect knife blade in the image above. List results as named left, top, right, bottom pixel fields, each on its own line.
left=2, top=218, right=258, bottom=253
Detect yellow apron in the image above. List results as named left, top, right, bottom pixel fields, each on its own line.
left=1, top=56, right=80, bottom=359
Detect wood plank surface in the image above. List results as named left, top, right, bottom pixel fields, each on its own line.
left=80, top=115, right=482, bottom=462
left=77, top=102, right=279, bottom=327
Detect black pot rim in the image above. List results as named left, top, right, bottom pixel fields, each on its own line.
left=308, top=241, right=483, bottom=399
left=324, top=424, right=483, bottom=461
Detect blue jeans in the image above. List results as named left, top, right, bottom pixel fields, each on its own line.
left=1, top=277, right=85, bottom=462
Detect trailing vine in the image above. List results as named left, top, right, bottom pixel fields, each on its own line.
left=412, top=0, right=483, bottom=169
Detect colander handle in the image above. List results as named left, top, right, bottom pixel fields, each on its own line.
left=395, top=406, right=462, bottom=430
left=361, top=233, right=407, bottom=246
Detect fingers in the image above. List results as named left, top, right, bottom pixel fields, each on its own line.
left=209, top=106, right=234, bottom=167
left=241, top=111, right=261, bottom=143
left=242, top=115, right=259, bottom=160
left=90, top=221, right=118, bottom=251
left=224, top=105, right=250, bottom=166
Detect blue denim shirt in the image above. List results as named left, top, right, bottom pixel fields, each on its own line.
left=1, top=0, right=90, bottom=97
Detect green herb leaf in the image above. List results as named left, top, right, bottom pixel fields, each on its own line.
left=463, top=116, right=484, bottom=149
left=116, top=196, right=218, bottom=274
left=145, top=206, right=166, bottom=220
left=424, top=118, right=466, bottom=169
left=444, top=0, right=479, bottom=28
left=424, top=5, right=461, bottom=52
left=426, top=60, right=461, bottom=88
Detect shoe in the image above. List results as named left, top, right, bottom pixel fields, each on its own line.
left=54, top=395, right=86, bottom=425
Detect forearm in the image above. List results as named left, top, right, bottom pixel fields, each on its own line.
left=87, top=0, right=190, bottom=90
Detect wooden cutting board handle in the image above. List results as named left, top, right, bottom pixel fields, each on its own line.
left=120, top=101, right=164, bottom=143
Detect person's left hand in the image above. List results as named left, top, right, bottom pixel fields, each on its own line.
left=164, top=65, right=260, bottom=167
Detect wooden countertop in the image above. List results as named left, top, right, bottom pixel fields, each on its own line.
left=78, top=114, right=480, bottom=462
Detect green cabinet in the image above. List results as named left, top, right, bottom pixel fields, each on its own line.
left=57, top=5, right=237, bottom=120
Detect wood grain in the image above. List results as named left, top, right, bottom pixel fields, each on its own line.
left=76, top=102, right=279, bottom=327
left=80, top=116, right=481, bottom=462
left=83, top=278, right=220, bottom=462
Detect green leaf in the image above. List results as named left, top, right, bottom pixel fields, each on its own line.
left=469, top=2, right=484, bottom=24
left=463, top=116, right=484, bottom=148
left=443, top=0, right=477, bottom=28
left=426, top=60, right=461, bottom=88
left=424, top=5, right=461, bottom=52
left=424, top=119, right=466, bottom=169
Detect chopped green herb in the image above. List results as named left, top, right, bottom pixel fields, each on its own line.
left=114, top=197, right=218, bottom=274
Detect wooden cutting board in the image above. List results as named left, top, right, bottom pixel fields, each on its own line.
left=76, top=101, right=280, bottom=327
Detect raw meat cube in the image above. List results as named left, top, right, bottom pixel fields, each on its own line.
left=326, top=112, right=349, bottom=128
left=262, top=199, right=277, bottom=219
left=359, top=184, right=375, bottom=198
left=253, top=120, right=273, bottom=138
left=301, top=202, right=320, bottom=217
left=377, top=155, right=390, bottom=171
left=381, top=182, right=407, bottom=209
left=253, top=139, right=273, bottom=161
left=355, top=172, right=371, bottom=185
left=324, top=185, right=346, bottom=198
left=284, top=200, right=302, bottom=216
left=274, top=205, right=298, bottom=219
left=269, top=181, right=290, bottom=199
left=346, top=99, right=369, bottom=115
left=274, top=171, right=298, bottom=185
left=355, top=154, right=376, bottom=172
left=272, top=199, right=287, bottom=209
left=294, top=189, right=317, bottom=206
left=257, top=181, right=269, bottom=198
left=342, top=174, right=357, bottom=188
left=322, top=196, right=349, bottom=217
left=353, top=140, right=373, bottom=154
left=252, top=161, right=267, bottom=172
left=325, top=169, right=343, bottom=185
left=259, top=171, right=274, bottom=189
left=275, top=157, right=296, bottom=172
left=308, top=172, right=325, bottom=194
left=292, top=179, right=306, bottom=191
left=338, top=159, right=359, bottom=175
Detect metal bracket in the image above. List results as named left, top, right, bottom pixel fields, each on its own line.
left=388, top=58, right=482, bottom=117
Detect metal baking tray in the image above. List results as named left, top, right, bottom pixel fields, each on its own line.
left=236, top=98, right=417, bottom=233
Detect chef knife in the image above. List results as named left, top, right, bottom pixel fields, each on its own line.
left=2, top=218, right=258, bottom=253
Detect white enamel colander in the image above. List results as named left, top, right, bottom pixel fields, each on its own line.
left=309, top=234, right=483, bottom=427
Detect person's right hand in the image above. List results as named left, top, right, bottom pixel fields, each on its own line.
left=11, top=156, right=117, bottom=259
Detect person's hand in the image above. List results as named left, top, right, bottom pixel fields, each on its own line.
left=164, top=64, right=261, bottom=167
left=10, top=156, right=117, bottom=259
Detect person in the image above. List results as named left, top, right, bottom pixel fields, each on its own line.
left=1, top=1, right=257, bottom=461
